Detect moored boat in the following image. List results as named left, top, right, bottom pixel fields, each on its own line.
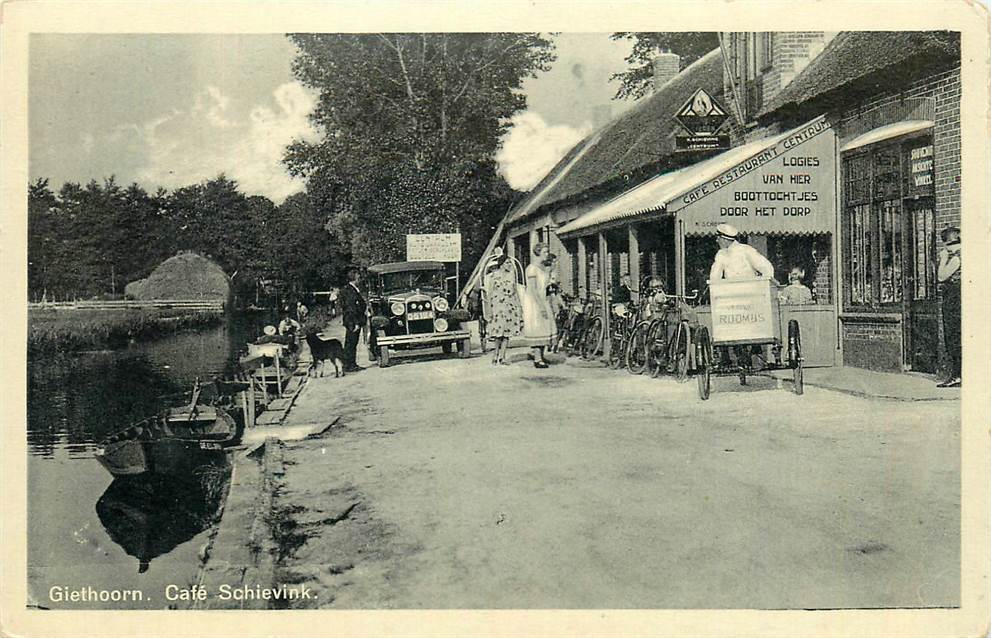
left=94, top=382, right=241, bottom=478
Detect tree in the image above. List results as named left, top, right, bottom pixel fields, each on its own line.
left=284, top=33, right=553, bottom=274
left=610, top=33, right=720, bottom=100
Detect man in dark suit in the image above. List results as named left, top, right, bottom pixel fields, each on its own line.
left=339, top=267, right=366, bottom=371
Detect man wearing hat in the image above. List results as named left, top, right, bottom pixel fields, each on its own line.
left=708, top=223, right=774, bottom=281
left=936, top=226, right=961, bottom=387
left=708, top=223, right=775, bottom=370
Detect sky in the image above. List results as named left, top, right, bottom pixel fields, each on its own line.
left=28, top=33, right=636, bottom=202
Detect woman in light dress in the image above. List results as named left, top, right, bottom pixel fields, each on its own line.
left=521, top=243, right=556, bottom=368
left=482, top=254, right=524, bottom=365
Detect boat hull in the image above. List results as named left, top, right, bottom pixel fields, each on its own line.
left=94, top=407, right=239, bottom=478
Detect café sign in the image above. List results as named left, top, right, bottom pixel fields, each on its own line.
left=675, top=88, right=731, bottom=151
left=672, top=118, right=837, bottom=235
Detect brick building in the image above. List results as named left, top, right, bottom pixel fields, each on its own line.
left=467, top=31, right=960, bottom=375
left=744, top=31, right=961, bottom=372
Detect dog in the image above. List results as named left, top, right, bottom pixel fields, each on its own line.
left=304, top=330, right=345, bottom=378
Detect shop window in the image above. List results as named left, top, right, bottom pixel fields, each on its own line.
left=879, top=200, right=903, bottom=304
left=840, top=132, right=934, bottom=310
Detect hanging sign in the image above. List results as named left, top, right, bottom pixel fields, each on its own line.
left=910, top=144, right=934, bottom=188
left=673, top=118, right=837, bottom=236
left=406, top=233, right=462, bottom=262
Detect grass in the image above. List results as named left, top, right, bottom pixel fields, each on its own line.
left=28, top=307, right=223, bottom=355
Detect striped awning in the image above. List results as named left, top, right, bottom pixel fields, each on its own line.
left=556, top=116, right=832, bottom=238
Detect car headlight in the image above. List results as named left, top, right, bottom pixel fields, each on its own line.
left=433, top=318, right=448, bottom=332
left=433, top=296, right=449, bottom=312
left=391, top=302, right=405, bottom=315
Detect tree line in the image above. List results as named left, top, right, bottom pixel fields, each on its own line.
left=27, top=174, right=348, bottom=303
left=28, top=32, right=696, bottom=304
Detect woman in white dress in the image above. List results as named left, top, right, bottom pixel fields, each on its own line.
left=521, top=243, right=556, bottom=368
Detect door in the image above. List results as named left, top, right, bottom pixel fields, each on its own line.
left=904, top=197, right=938, bottom=372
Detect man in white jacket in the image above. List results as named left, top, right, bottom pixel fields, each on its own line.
left=709, top=223, right=774, bottom=281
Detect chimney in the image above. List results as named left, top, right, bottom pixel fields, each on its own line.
left=652, top=51, right=681, bottom=93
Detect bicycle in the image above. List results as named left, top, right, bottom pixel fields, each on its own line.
left=577, top=291, right=605, bottom=360
left=625, top=288, right=700, bottom=379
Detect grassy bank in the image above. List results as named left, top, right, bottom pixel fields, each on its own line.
left=28, top=308, right=223, bottom=355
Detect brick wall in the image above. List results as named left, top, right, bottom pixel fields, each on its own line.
left=721, top=32, right=836, bottom=127
left=837, top=66, right=961, bottom=230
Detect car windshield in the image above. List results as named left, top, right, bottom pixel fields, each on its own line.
left=379, top=269, right=445, bottom=293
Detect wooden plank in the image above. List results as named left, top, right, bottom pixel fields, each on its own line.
left=254, top=411, right=285, bottom=426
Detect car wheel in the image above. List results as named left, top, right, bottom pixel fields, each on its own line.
left=442, top=342, right=453, bottom=354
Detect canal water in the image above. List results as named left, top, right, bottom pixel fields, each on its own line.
left=27, top=313, right=273, bottom=609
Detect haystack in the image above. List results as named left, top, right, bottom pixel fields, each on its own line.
left=125, top=252, right=230, bottom=300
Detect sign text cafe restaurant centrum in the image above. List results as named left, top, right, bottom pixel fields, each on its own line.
left=555, top=115, right=840, bottom=367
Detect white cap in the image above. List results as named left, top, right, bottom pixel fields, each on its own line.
left=716, top=223, right=738, bottom=240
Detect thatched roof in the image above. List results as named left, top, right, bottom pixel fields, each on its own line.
left=125, top=252, right=229, bottom=300
left=508, top=48, right=726, bottom=225
left=759, top=31, right=960, bottom=119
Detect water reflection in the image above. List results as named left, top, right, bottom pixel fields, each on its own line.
left=27, top=313, right=273, bottom=608
left=95, top=458, right=230, bottom=573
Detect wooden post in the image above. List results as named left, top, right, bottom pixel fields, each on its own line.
left=628, top=224, right=640, bottom=301
left=675, top=218, right=685, bottom=296
left=274, top=353, right=283, bottom=398
left=577, top=237, right=587, bottom=296
left=598, top=231, right=610, bottom=358
left=259, top=361, right=268, bottom=406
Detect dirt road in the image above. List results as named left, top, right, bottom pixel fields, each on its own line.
left=273, top=335, right=959, bottom=609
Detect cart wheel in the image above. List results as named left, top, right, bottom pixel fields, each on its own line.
left=582, top=317, right=603, bottom=360
left=442, top=342, right=453, bottom=354
left=379, top=346, right=391, bottom=368
left=789, top=319, right=804, bottom=395
left=695, top=326, right=712, bottom=400
left=626, top=322, right=650, bottom=375
left=673, top=321, right=690, bottom=382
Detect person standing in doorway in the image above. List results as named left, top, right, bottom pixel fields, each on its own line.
left=521, top=243, right=555, bottom=368
left=340, top=267, right=366, bottom=372
left=937, top=226, right=961, bottom=388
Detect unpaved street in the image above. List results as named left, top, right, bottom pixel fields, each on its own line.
left=274, top=342, right=959, bottom=609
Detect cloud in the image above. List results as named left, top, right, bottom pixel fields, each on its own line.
left=110, top=82, right=321, bottom=202
left=496, top=112, right=591, bottom=192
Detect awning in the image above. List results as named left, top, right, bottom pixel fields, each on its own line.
left=556, top=116, right=836, bottom=238
left=840, top=120, right=933, bottom=153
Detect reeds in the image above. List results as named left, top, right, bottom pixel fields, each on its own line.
left=28, top=308, right=223, bottom=354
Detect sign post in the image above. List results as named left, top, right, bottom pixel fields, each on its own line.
left=406, top=233, right=463, bottom=297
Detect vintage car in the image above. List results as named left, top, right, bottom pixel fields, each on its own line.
left=366, top=261, right=471, bottom=367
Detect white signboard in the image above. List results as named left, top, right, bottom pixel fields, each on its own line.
left=709, top=279, right=777, bottom=343
left=406, top=233, right=462, bottom=262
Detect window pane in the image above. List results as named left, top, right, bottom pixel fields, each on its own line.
left=914, top=205, right=935, bottom=300
left=879, top=199, right=902, bottom=303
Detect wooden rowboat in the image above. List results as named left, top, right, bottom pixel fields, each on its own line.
left=94, top=382, right=241, bottom=478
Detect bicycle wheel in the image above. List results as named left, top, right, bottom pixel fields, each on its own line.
left=626, top=321, right=650, bottom=375
left=608, top=319, right=626, bottom=368
left=672, top=321, right=690, bottom=382
left=581, top=317, right=603, bottom=360
left=647, top=319, right=667, bottom=378
left=789, top=319, right=804, bottom=395
left=695, top=326, right=712, bottom=400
